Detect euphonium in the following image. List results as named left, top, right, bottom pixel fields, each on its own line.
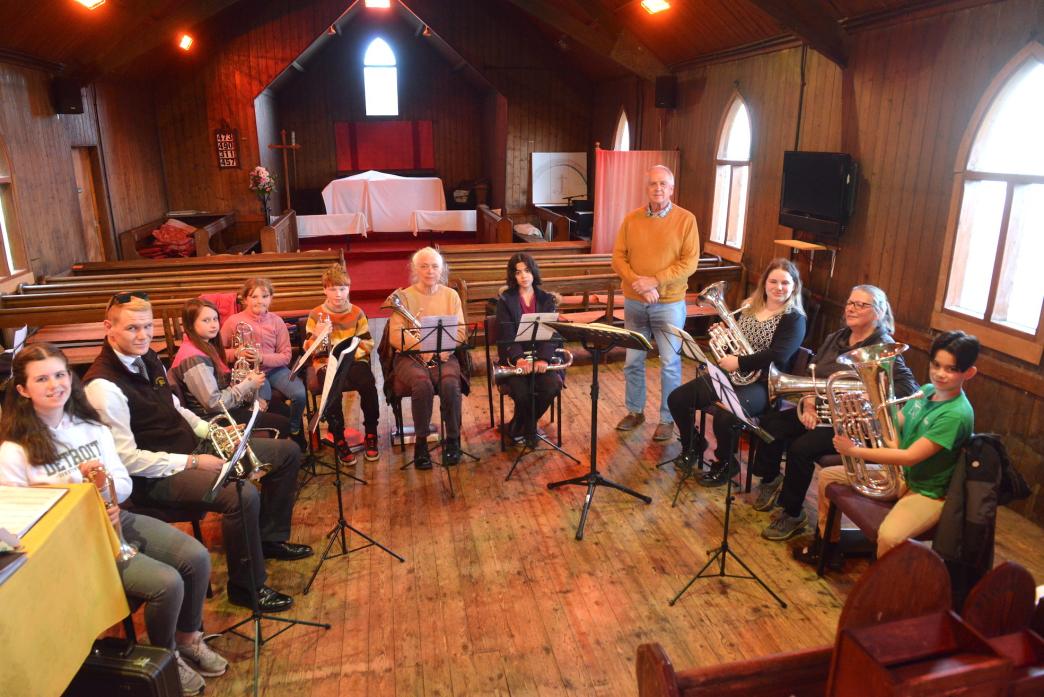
left=766, top=363, right=863, bottom=426
left=208, top=400, right=272, bottom=480
left=829, top=343, right=924, bottom=500
left=82, top=461, right=137, bottom=563
left=697, top=280, right=760, bottom=385
left=230, top=321, right=261, bottom=386
left=494, top=348, right=574, bottom=382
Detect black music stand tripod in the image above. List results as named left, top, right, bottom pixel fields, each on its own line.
left=544, top=321, right=652, bottom=540
left=669, top=364, right=787, bottom=609
left=214, top=406, right=331, bottom=697
left=501, top=317, right=579, bottom=481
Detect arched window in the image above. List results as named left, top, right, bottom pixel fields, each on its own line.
left=709, top=96, right=752, bottom=255
left=613, top=109, right=630, bottom=151
left=934, top=43, right=1044, bottom=362
left=363, top=37, right=398, bottom=117
left=0, top=137, right=27, bottom=282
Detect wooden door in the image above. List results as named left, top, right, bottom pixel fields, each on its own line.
left=71, top=147, right=107, bottom=262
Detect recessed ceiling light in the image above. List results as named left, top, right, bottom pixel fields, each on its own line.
left=75, top=0, right=106, bottom=9
left=178, top=34, right=194, bottom=51
left=364, top=0, right=391, bottom=7
left=641, top=0, right=670, bottom=14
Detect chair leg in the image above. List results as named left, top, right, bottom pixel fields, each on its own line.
left=744, top=438, right=758, bottom=494
left=499, top=391, right=506, bottom=452
left=818, top=503, right=838, bottom=578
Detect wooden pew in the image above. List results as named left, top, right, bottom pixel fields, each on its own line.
left=476, top=205, right=513, bottom=244
left=118, top=212, right=238, bottom=260
left=259, top=210, right=299, bottom=253
left=65, top=249, right=344, bottom=276
left=453, top=273, right=621, bottom=327
left=531, top=205, right=571, bottom=241
left=438, top=239, right=590, bottom=264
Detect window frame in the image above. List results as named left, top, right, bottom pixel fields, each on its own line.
left=706, top=93, right=753, bottom=263
left=362, top=36, right=399, bottom=118
left=613, top=108, right=631, bottom=151
left=932, top=42, right=1044, bottom=365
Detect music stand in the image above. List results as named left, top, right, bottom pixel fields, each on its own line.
left=500, top=314, right=579, bottom=481
left=543, top=321, right=653, bottom=540
left=653, top=323, right=713, bottom=506
left=668, top=363, right=787, bottom=609
left=215, top=403, right=331, bottom=697
left=307, top=337, right=366, bottom=485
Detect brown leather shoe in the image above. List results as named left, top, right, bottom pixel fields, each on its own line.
left=653, top=422, right=675, bottom=441
left=616, top=412, right=646, bottom=431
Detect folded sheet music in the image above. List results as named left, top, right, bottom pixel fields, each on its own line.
left=0, top=486, right=67, bottom=537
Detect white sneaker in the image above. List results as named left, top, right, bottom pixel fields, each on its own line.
left=175, top=651, right=206, bottom=696
left=177, top=635, right=229, bottom=677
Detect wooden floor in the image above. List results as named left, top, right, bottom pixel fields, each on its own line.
left=183, top=351, right=1044, bottom=697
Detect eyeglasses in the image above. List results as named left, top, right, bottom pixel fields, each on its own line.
left=845, top=300, right=874, bottom=311
left=107, top=291, right=150, bottom=311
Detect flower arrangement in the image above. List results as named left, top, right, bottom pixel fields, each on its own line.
left=248, top=166, right=276, bottom=223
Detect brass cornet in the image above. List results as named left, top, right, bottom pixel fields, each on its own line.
left=207, top=400, right=272, bottom=480
left=82, top=461, right=137, bottom=563
left=315, top=311, right=331, bottom=356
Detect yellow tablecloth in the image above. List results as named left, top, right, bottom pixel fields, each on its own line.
left=0, top=484, right=129, bottom=697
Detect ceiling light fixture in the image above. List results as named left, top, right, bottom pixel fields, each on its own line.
left=364, top=0, right=391, bottom=8
left=75, top=0, right=106, bottom=9
left=641, top=0, right=670, bottom=14
left=178, top=34, right=194, bottom=51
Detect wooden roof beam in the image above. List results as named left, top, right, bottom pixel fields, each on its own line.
left=504, top=0, right=667, bottom=81
left=744, top=0, right=849, bottom=68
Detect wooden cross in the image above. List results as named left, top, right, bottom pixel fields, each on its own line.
left=268, top=129, right=301, bottom=210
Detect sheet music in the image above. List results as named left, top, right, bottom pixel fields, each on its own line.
left=706, top=363, right=757, bottom=429
left=418, top=316, right=460, bottom=352
left=662, top=323, right=711, bottom=364
left=309, top=337, right=360, bottom=434
left=514, top=312, right=558, bottom=342
left=0, top=486, right=67, bottom=537
left=291, top=322, right=333, bottom=376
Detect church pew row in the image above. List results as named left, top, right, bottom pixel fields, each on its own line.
left=636, top=643, right=831, bottom=697
left=476, top=205, right=514, bottom=244
left=452, top=274, right=621, bottom=329
left=437, top=239, right=590, bottom=263
left=65, top=249, right=344, bottom=276
left=118, top=212, right=238, bottom=260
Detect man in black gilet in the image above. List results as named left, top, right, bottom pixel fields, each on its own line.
left=84, top=293, right=312, bottom=613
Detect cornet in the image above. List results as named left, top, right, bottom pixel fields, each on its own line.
left=230, top=321, right=261, bottom=386
left=81, top=462, right=137, bottom=563
left=315, top=311, right=331, bottom=356
left=208, top=400, right=272, bottom=481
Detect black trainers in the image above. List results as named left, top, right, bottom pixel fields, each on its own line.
left=698, top=459, right=740, bottom=487
left=289, top=430, right=308, bottom=452
left=793, top=541, right=844, bottom=571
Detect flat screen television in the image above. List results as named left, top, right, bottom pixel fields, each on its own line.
left=778, top=151, right=858, bottom=237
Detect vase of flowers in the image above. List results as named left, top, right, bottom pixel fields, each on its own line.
left=248, top=165, right=276, bottom=225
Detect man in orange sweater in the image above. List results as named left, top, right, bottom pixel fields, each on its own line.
left=611, top=165, right=700, bottom=442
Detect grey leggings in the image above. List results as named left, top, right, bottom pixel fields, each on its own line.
left=119, top=511, right=211, bottom=650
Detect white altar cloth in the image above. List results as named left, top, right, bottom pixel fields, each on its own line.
left=410, top=210, right=477, bottom=236
left=297, top=213, right=369, bottom=239
left=322, top=170, right=446, bottom=232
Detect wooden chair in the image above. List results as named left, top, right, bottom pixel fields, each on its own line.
left=961, top=561, right=1038, bottom=638
left=637, top=542, right=954, bottom=697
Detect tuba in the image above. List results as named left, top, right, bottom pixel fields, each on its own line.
left=697, top=281, right=760, bottom=385
left=230, top=321, right=261, bottom=386
left=82, top=462, right=138, bottom=563
left=828, top=343, right=924, bottom=500
left=494, top=348, right=573, bottom=382
left=207, top=400, right=272, bottom=481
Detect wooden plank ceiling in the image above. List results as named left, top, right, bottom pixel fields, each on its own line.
left=0, top=0, right=979, bottom=81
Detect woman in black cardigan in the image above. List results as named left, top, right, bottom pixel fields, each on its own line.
left=667, top=258, right=807, bottom=485
left=494, top=253, right=563, bottom=445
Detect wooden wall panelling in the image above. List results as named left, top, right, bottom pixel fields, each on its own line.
left=0, top=63, right=90, bottom=277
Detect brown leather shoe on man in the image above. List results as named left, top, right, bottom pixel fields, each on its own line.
left=616, top=412, right=646, bottom=431
left=653, top=422, right=675, bottom=441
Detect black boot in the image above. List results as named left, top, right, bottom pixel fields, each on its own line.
left=413, top=439, right=432, bottom=470
left=443, top=437, right=461, bottom=466
left=698, top=458, right=740, bottom=487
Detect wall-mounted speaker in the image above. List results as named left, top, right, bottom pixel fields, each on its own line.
left=51, top=78, right=84, bottom=115
left=654, top=75, right=677, bottom=109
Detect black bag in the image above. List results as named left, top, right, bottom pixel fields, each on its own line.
left=63, top=638, right=180, bottom=697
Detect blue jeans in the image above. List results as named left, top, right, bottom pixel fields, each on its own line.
left=259, top=366, right=306, bottom=433
left=623, top=298, right=686, bottom=423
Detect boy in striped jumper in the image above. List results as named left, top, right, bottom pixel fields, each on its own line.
left=304, top=264, right=380, bottom=463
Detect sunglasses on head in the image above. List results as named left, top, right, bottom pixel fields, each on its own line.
left=107, top=291, right=150, bottom=310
